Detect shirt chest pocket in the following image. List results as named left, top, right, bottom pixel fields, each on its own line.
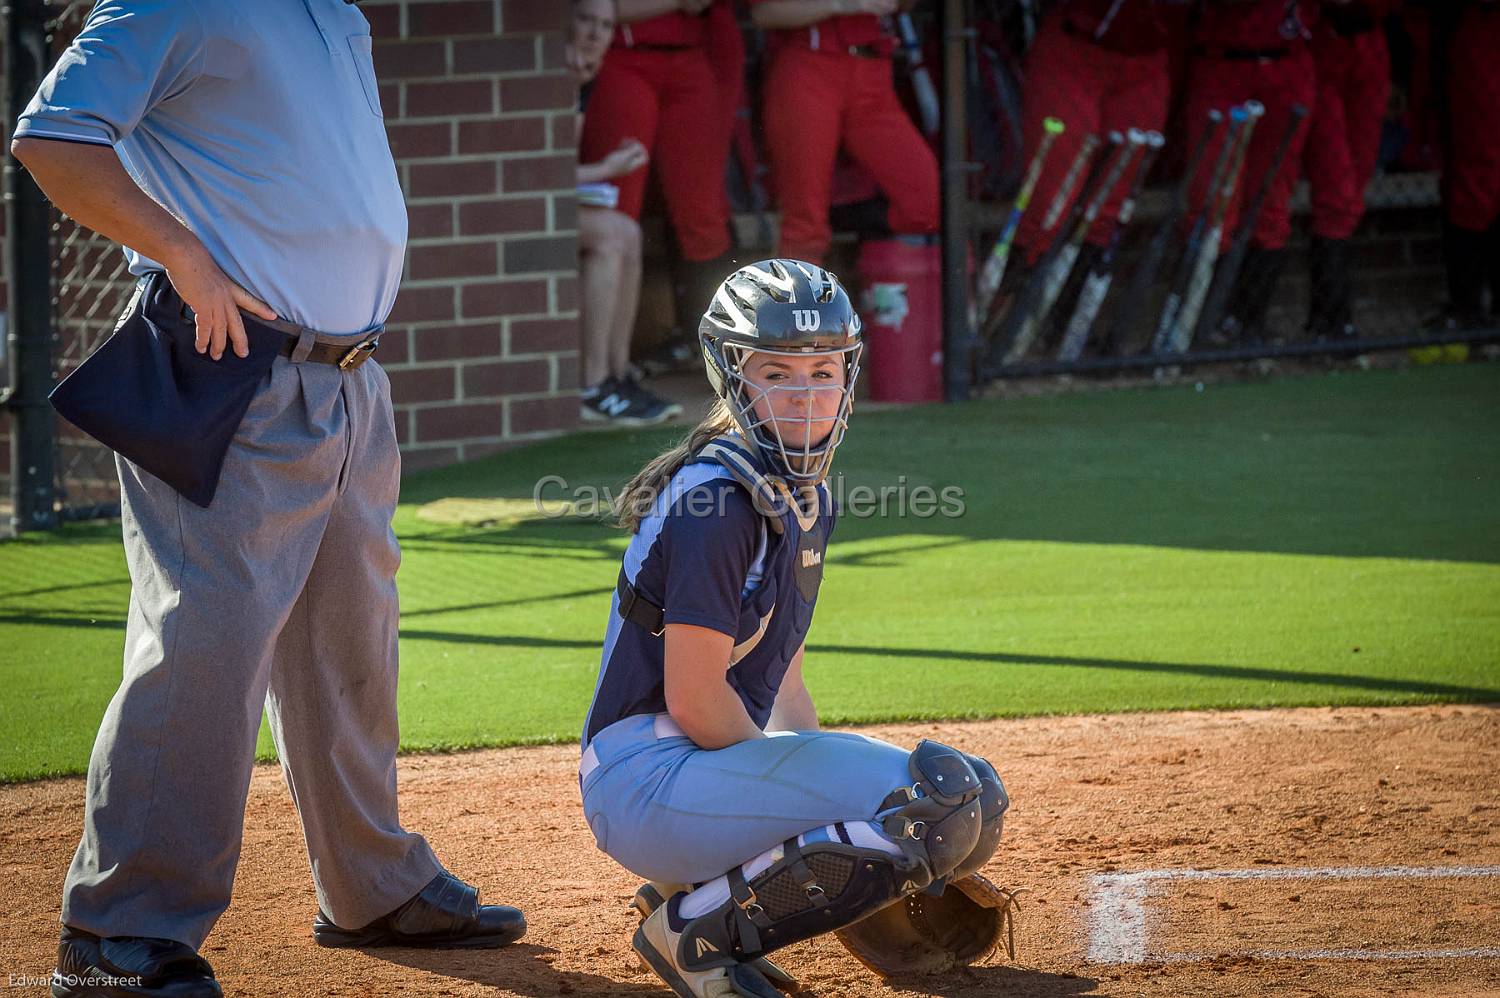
left=347, top=33, right=384, bottom=118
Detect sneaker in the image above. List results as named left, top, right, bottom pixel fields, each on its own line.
left=631, top=896, right=786, bottom=998
left=621, top=375, right=684, bottom=421
left=631, top=884, right=795, bottom=991
left=580, top=377, right=636, bottom=424
left=581, top=377, right=677, bottom=427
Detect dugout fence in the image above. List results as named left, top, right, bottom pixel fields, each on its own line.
left=4, top=0, right=1495, bottom=533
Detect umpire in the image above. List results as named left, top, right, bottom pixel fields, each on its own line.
left=12, top=2, right=524, bottom=996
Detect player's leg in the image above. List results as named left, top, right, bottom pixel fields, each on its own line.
left=1090, top=46, right=1170, bottom=246
left=584, top=724, right=1007, bottom=996
left=1013, top=17, right=1105, bottom=264
left=578, top=49, right=662, bottom=221
left=654, top=49, right=732, bottom=264
left=1221, top=52, right=1316, bottom=343
left=762, top=47, right=850, bottom=263
left=839, top=57, right=939, bottom=242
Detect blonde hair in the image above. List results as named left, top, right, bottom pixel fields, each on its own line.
left=614, top=399, right=738, bottom=532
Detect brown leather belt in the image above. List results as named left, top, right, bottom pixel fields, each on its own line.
left=278, top=334, right=380, bottom=369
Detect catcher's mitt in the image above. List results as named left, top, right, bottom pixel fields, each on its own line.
left=834, top=874, right=1025, bottom=976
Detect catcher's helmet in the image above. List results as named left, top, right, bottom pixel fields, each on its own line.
left=699, top=259, right=863, bottom=485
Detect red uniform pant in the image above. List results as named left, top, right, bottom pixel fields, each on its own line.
left=1304, top=26, right=1390, bottom=240
left=1184, top=49, right=1316, bottom=251
left=1014, top=17, right=1170, bottom=262
left=705, top=2, right=745, bottom=227
left=1446, top=4, right=1500, bottom=232
left=579, top=47, right=731, bottom=262
left=762, top=47, right=939, bottom=263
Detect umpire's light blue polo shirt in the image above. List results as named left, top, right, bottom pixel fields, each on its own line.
left=16, top=0, right=406, bottom=335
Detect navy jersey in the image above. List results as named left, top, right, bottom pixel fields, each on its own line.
left=582, top=451, right=837, bottom=748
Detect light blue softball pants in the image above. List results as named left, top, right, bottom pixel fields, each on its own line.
left=579, top=713, right=916, bottom=885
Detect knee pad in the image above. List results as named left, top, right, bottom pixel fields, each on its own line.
left=875, top=740, right=987, bottom=891
left=950, top=753, right=1009, bottom=882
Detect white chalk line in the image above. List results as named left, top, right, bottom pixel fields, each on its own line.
left=1086, top=864, right=1500, bottom=965
left=1158, top=948, right=1500, bottom=964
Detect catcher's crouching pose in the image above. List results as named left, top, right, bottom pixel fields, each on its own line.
left=579, top=259, right=1015, bottom=998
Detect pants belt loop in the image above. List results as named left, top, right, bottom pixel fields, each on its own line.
left=290, top=328, right=317, bottom=363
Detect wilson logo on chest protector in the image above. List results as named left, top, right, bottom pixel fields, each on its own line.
left=801, top=548, right=823, bottom=569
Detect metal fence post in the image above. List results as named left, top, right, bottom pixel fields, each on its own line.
left=3, top=0, right=57, bottom=532
left=940, top=0, right=975, bottom=403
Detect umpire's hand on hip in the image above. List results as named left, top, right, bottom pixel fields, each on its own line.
left=165, top=241, right=278, bottom=361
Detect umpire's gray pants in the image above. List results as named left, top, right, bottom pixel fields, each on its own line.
left=61, top=345, right=441, bottom=949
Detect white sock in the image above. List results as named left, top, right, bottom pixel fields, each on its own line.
left=677, top=821, right=903, bottom=920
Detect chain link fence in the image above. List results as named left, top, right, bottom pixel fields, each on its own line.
left=4, top=1, right=130, bottom=533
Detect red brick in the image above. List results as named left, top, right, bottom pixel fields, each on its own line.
left=399, top=445, right=462, bottom=471
left=374, top=40, right=447, bottom=78
left=503, top=235, right=575, bottom=274
left=387, top=364, right=458, bottom=404
left=364, top=4, right=401, bottom=38
left=499, top=73, right=576, bottom=113
left=540, top=34, right=567, bottom=71
left=461, top=279, right=550, bottom=318
left=417, top=402, right=506, bottom=441
left=453, top=36, right=537, bottom=74
left=406, top=79, right=494, bottom=118
left=509, top=316, right=579, bottom=355
left=502, top=0, right=568, bottom=33
left=378, top=82, right=400, bottom=115
left=555, top=353, right=581, bottom=391
left=408, top=160, right=496, bottom=198
left=548, top=111, right=576, bottom=150
left=459, top=197, right=547, bottom=236
left=387, top=286, right=456, bottom=324
left=393, top=411, right=411, bottom=446
left=413, top=323, right=504, bottom=362
left=552, top=193, right=577, bottom=231
left=509, top=396, right=577, bottom=435
left=374, top=332, right=410, bottom=366
left=554, top=275, right=579, bottom=311
left=410, top=241, right=499, bottom=280
left=501, top=154, right=573, bottom=193
left=463, top=358, right=551, bottom=397
left=386, top=121, right=452, bottom=159
left=407, top=202, right=454, bottom=240
left=409, top=1, right=496, bottom=37
left=458, top=117, right=547, bottom=154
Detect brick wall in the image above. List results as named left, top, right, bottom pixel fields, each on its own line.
left=366, top=0, right=581, bottom=471
left=0, top=0, right=583, bottom=514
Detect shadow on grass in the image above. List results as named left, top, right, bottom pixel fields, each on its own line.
left=4, top=609, right=1492, bottom=702
left=393, top=366, right=1500, bottom=565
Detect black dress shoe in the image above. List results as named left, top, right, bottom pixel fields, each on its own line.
left=52, top=926, right=220, bottom=998
left=312, top=871, right=526, bottom=949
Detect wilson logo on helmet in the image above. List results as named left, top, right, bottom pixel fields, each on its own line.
left=792, top=309, right=821, bottom=332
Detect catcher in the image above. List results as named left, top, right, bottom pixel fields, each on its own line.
left=578, top=259, right=1017, bottom=997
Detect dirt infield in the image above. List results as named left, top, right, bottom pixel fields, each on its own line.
left=3, top=704, right=1497, bottom=997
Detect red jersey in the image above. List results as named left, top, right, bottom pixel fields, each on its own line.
left=1194, top=0, right=1313, bottom=49
left=1062, top=0, right=1170, bottom=53
left=614, top=12, right=708, bottom=48
left=750, top=0, right=896, bottom=57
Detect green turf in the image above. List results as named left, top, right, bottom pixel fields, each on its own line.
left=2, top=364, right=1497, bottom=782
